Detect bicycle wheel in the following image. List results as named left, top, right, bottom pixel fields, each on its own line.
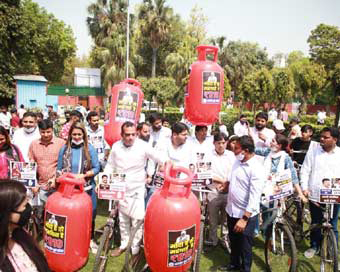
left=264, top=223, right=297, bottom=272
left=320, top=228, right=338, bottom=272
left=93, top=226, right=112, bottom=272
left=123, top=220, right=147, bottom=272
left=191, top=220, right=204, bottom=272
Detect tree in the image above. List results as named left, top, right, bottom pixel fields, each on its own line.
left=308, top=24, right=340, bottom=125
left=138, top=76, right=179, bottom=113
left=239, top=68, right=274, bottom=119
left=286, top=50, right=305, bottom=66
left=221, top=40, right=274, bottom=99
left=289, top=58, right=327, bottom=115
left=0, top=0, right=76, bottom=97
left=138, top=0, right=173, bottom=77
left=87, top=0, right=138, bottom=93
left=271, top=68, right=295, bottom=108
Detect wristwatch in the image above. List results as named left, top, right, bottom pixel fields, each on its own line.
left=242, top=215, right=249, bottom=221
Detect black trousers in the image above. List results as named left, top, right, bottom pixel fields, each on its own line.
left=227, top=214, right=257, bottom=272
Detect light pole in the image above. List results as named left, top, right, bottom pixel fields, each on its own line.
left=126, top=0, right=130, bottom=79
left=65, top=88, right=70, bottom=110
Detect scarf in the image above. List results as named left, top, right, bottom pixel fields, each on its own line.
left=61, top=144, right=91, bottom=182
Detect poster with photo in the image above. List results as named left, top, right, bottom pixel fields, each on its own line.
left=319, top=178, right=340, bottom=204
left=98, top=173, right=126, bottom=201
left=44, top=211, right=67, bottom=254
left=88, top=135, right=105, bottom=155
left=115, top=89, right=138, bottom=122
left=10, top=161, right=37, bottom=187
left=262, top=169, right=293, bottom=203
left=167, top=225, right=196, bottom=267
left=189, top=152, right=212, bottom=188
left=202, top=71, right=221, bottom=104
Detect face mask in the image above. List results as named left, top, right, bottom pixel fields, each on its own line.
left=24, top=127, right=36, bottom=134
left=72, top=139, right=84, bottom=146
left=12, top=203, right=32, bottom=227
left=271, top=146, right=279, bottom=153
left=240, top=120, right=246, bottom=125
left=236, top=152, right=245, bottom=161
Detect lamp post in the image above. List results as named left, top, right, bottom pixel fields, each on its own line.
left=65, top=88, right=70, bottom=110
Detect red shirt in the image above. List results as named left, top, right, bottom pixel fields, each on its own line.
left=11, top=115, right=20, bottom=127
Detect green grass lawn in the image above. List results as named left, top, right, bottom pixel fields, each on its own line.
left=80, top=199, right=339, bottom=272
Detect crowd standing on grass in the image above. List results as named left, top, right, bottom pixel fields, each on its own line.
left=0, top=104, right=339, bottom=271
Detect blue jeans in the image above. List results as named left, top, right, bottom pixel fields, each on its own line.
left=145, top=186, right=156, bottom=208
left=87, top=183, right=97, bottom=238
left=309, top=201, right=339, bottom=249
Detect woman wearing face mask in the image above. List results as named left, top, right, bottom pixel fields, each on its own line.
left=0, top=126, right=24, bottom=180
left=57, top=122, right=100, bottom=253
left=255, top=134, right=307, bottom=203
left=0, top=180, right=50, bottom=271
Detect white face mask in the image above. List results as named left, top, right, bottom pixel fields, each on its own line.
left=236, top=152, right=245, bottom=161
left=72, top=139, right=84, bottom=145
left=24, top=127, right=36, bottom=134
left=271, top=146, right=279, bottom=153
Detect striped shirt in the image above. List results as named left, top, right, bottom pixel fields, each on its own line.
left=28, top=137, right=65, bottom=188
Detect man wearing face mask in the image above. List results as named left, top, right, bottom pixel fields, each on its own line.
left=28, top=120, right=65, bottom=204
left=12, top=112, right=40, bottom=162
left=104, top=122, right=166, bottom=258
left=219, top=136, right=265, bottom=272
left=86, top=111, right=110, bottom=170
left=248, top=112, right=275, bottom=148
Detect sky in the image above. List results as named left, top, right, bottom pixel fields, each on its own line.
left=34, top=0, right=340, bottom=58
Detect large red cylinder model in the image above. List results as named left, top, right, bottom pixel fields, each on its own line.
left=44, top=173, right=92, bottom=272
left=185, top=45, right=224, bottom=125
left=144, top=163, right=200, bottom=272
left=104, top=78, right=144, bottom=146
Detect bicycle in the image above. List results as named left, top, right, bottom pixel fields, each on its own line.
left=93, top=200, right=121, bottom=272
left=191, top=184, right=231, bottom=272
left=261, top=198, right=298, bottom=272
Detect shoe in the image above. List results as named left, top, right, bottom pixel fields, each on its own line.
left=90, top=240, right=98, bottom=254
left=111, top=247, right=126, bottom=257
left=218, top=264, right=241, bottom=271
left=304, top=247, right=317, bottom=259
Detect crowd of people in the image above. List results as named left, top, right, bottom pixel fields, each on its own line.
left=0, top=104, right=339, bottom=272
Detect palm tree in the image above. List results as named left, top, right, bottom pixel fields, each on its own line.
left=138, top=0, right=173, bottom=77
left=87, top=0, right=137, bottom=94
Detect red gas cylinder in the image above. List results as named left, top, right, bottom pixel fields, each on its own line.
left=44, top=173, right=92, bottom=272
left=104, top=78, right=144, bottom=146
left=144, top=163, right=200, bottom=272
left=185, top=45, right=224, bottom=125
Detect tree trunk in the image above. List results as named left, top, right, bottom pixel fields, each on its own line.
left=252, top=103, right=256, bottom=126
left=151, top=47, right=157, bottom=78
left=299, top=96, right=307, bottom=116
left=335, top=96, right=340, bottom=127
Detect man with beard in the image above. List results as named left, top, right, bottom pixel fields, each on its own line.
left=148, top=112, right=171, bottom=147
left=12, top=112, right=40, bottom=162
left=300, top=127, right=340, bottom=260
left=86, top=111, right=110, bottom=169
left=137, top=122, right=151, bottom=143
left=248, top=112, right=275, bottom=148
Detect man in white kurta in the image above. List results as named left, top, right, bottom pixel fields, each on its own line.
left=104, top=122, right=166, bottom=256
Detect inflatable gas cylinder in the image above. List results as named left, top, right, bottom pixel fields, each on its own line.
left=185, top=45, right=224, bottom=125
left=104, top=78, right=144, bottom=146
left=144, top=163, right=200, bottom=272
left=44, top=173, right=92, bottom=272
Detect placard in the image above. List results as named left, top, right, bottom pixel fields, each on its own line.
left=319, top=178, right=340, bottom=204
left=44, top=211, right=67, bottom=254
left=168, top=225, right=196, bottom=267
left=262, top=169, right=293, bottom=203
left=10, top=161, right=37, bottom=187
left=98, top=173, right=126, bottom=200
left=190, top=153, right=212, bottom=187
left=202, top=71, right=221, bottom=104
left=115, top=89, right=138, bottom=122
